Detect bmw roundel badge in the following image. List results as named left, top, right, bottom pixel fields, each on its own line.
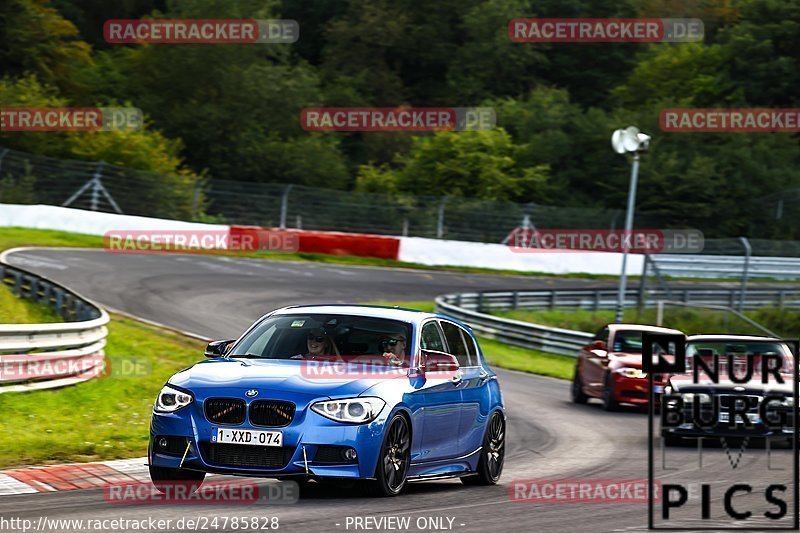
left=245, top=389, right=258, bottom=398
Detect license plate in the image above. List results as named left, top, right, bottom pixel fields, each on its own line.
left=718, top=412, right=760, bottom=425
left=211, top=427, right=283, bottom=447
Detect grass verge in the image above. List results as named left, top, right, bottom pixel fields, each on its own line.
left=0, top=314, right=204, bottom=468
left=0, top=283, right=62, bottom=323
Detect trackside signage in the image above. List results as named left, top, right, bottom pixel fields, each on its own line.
left=645, top=333, right=799, bottom=529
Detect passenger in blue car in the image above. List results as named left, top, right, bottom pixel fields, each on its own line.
left=291, top=328, right=335, bottom=360
left=379, top=334, right=407, bottom=366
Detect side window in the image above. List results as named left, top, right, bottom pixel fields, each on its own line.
left=461, top=327, right=478, bottom=365
left=440, top=321, right=469, bottom=367
left=420, top=322, right=445, bottom=352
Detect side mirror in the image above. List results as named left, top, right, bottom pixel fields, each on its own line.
left=591, top=340, right=607, bottom=351
left=419, top=350, right=460, bottom=376
left=205, top=340, right=235, bottom=358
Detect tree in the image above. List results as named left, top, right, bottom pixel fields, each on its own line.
left=356, top=129, right=551, bottom=203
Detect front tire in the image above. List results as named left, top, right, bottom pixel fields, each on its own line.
left=368, top=414, right=411, bottom=497
left=462, top=411, right=505, bottom=486
left=149, top=465, right=205, bottom=494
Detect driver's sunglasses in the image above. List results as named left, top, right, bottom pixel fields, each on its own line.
left=307, top=334, right=326, bottom=342
left=387, top=338, right=407, bottom=346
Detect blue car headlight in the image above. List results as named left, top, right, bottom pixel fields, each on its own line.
left=154, top=384, right=193, bottom=413
left=311, top=397, right=386, bottom=424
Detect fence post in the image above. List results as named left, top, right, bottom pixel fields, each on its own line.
left=593, top=290, right=601, bottom=312
left=477, top=292, right=484, bottom=313
left=436, top=196, right=448, bottom=239
left=779, top=290, right=786, bottom=310
left=549, top=291, right=557, bottom=310
left=738, top=236, right=751, bottom=312
left=656, top=300, right=664, bottom=326
left=402, top=219, right=409, bottom=237
left=279, top=184, right=293, bottom=230
left=512, top=291, right=519, bottom=310
left=191, top=183, right=202, bottom=220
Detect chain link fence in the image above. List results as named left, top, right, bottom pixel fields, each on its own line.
left=1, top=146, right=798, bottom=254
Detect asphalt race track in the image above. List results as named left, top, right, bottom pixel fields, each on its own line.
left=1, top=248, right=795, bottom=532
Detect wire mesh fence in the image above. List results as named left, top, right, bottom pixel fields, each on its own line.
left=1, top=145, right=798, bottom=255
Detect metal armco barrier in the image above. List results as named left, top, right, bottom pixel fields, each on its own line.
left=651, top=254, right=800, bottom=281
left=436, top=294, right=592, bottom=356
left=0, top=261, right=109, bottom=393
left=436, top=286, right=800, bottom=356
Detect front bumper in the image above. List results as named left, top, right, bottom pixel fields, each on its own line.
left=149, top=393, right=389, bottom=480
left=611, top=373, right=664, bottom=405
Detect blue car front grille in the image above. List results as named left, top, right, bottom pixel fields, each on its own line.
left=249, top=400, right=296, bottom=427
left=204, top=398, right=246, bottom=425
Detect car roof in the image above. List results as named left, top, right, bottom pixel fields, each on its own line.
left=687, top=334, right=784, bottom=343
left=268, top=304, right=452, bottom=326
left=608, top=323, right=683, bottom=335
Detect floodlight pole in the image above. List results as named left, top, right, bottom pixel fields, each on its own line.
left=614, top=152, right=640, bottom=323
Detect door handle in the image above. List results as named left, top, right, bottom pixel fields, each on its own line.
left=451, top=374, right=463, bottom=385
left=478, top=371, right=490, bottom=383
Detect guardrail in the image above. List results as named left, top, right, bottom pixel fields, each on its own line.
left=436, top=294, right=592, bottom=356
left=436, top=286, right=798, bottom=356
left=651, top=254, right=800, bottom=281
left=0, top=260, right=109, bottom=393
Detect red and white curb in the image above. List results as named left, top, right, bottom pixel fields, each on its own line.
left=0, top=457, right=186, bottom=496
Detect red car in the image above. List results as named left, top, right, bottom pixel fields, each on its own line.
left=571, top=324, right=683, bottom=411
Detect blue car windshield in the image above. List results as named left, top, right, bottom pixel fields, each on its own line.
left=228, top=313, right=413, bottom=365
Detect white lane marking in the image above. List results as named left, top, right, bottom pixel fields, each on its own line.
left=6, top=256, right=68, bottom=270
left=0, top=474, right=38, bottom=495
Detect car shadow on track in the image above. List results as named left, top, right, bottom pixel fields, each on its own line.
left=290, top=479, right=484, bottom=500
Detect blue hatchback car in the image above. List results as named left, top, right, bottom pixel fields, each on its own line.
left=149, top=305, right=506, bottom=496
